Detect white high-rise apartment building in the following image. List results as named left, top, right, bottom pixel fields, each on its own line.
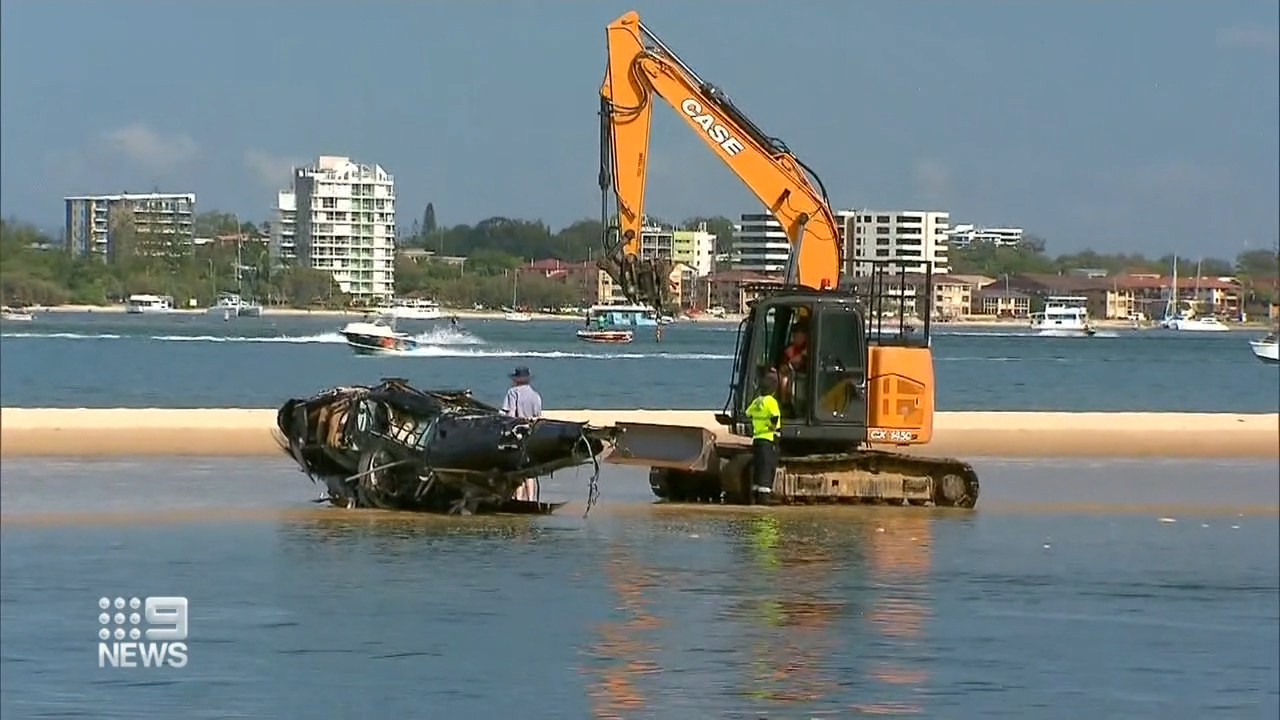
left=292, top=155, right=396, bottom=302
left=271, top=190, right=297, bottom=262
left=842, top=209, right=950, bottom=277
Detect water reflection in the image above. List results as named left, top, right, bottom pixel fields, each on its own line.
left=581, top=508, right=941, bottom=716
left=854, top=513, right=933, bottom=715
left=736, top=514, right=844, bottom=705
left=582, top=545, right=665, bottom=719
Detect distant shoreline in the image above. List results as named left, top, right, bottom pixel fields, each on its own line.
left=15, top=304, right=1275, bottom=330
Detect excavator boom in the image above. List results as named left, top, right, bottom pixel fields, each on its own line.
left=599, top=10, right=842, bottom=310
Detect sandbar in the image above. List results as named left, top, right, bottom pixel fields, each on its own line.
left=1, top=408, right=1275, bottom=459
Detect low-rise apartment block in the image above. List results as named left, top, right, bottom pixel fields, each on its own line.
left=64, top=192, right=196, bottom=259
left=841, top=209, right=950, bottom=278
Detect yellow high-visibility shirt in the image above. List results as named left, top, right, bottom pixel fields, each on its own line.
left=746, top=394, right=781, bottom=441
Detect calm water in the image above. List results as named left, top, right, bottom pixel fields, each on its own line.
left=1, top=313, right=1278, bottom=411
left=2, top=458, right=1278, bottom=718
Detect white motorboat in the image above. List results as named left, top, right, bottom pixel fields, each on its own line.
left=1029, top=296, right=1097, bottom=337
left=375, top=298, right=444, bottom=321
left=209, top=292, right=262, bottom=319
left=1249, top=333, right=1279, bottom=364
left=1, top=306, right=34, bottom=322
left=125, top=294, right=174, bottom=314
left=339, top=314, right=421, bottom=355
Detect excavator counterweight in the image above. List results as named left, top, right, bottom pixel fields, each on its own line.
left=596, top=11, right=979, bottom=509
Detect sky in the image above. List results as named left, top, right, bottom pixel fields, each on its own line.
left=2, top=1, right=1277, bottom=258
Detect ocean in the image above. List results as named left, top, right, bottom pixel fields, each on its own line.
left=1, top=313, right=1278, bottom=411
left=2, top=457, right=1278, bottom=718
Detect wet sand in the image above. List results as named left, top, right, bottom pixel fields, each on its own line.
left=1, top=408, right=1275, bottom=458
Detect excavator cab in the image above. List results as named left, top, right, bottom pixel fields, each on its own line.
left=715, top=264, right=938, bottom=454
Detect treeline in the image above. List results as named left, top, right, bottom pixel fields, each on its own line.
left=950, top=239, right=1279, bottom=295
left=5, top=201, right=1276, bottom=310
left=399, top=213, right=738, bottom=262
left=393, top=258, right=581, bottom=310
left=0, top=219, right=345, bottom=308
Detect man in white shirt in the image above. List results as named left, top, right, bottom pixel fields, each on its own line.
left=502, top=366, right=543, bottom=502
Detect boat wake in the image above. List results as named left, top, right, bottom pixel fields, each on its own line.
left=370, top=347, right=733, bottom=360
left=2, top=327, right=484, bottom=345
left=3, top=329, right=733, bottom=360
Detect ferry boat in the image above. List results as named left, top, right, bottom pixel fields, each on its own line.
left=125, top=294, right=174, bottom=314
left=339, top=314, right=421, bottom=355
left=209, top=292, right=263, bottom=319
left=375, top=297, right=444, bottom=321
left=576, top=328, right=634, bottom=344
left=1029, top=296, right=1096, bottom=337
left=586, top=303, right=659, bottom=327
left=1249, top=332, right=1279, bottom=364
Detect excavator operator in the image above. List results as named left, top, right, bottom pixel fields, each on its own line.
left=775, top=306, right=811, bottom=413
left=781, top=323, right=809, bottom=371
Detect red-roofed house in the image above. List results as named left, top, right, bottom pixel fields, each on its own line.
left=1112, top=274, right=1242, bottom=319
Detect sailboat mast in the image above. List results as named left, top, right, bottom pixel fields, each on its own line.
left=234, top=219, right=243, bottom=293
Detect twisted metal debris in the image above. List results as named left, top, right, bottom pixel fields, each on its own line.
left=275, top=378, right=619, bottom=516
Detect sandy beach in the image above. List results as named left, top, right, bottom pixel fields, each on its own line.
left=1, top=408, right=1275, bottom=459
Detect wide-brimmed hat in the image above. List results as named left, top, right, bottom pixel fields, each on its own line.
left=510, top=366, right=532, bottom=379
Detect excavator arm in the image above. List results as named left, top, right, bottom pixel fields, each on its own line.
left=598, top=10, right=843, bottom=310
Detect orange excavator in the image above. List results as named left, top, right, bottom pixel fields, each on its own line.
left=596, top=11, right=979, bottom=508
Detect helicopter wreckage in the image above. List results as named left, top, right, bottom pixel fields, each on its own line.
left=276, top=378, right=618, bottom=515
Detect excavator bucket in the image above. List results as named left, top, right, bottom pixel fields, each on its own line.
left=604, top=422, right=717, bottom=472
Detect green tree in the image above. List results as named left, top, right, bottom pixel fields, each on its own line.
left=423, top=203, right=437, bottom=235
left=193, top=211, right=243, bottom=237
left=681, top=215, right=736, bottom=254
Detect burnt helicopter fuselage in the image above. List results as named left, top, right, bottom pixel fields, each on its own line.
left=276, top=378, right=618, bottom=514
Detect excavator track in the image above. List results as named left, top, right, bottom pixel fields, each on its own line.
left=647, top=446, right=980, bottom=509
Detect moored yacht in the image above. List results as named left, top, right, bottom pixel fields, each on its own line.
left=125, top=294, right=174, bottom=314
left=1, top=306, right=34, bottom=322
left=208, top=292, right=263, bottom=318
left=376, top=297, right=444, bottom=321
left=1165, top=316, right=1230, bottom=332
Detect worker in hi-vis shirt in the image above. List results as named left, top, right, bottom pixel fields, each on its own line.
left=746, top=371, right=782, bottom=501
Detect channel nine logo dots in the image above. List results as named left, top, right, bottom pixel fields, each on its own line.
left=98, top=597, right=143, bottom=642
